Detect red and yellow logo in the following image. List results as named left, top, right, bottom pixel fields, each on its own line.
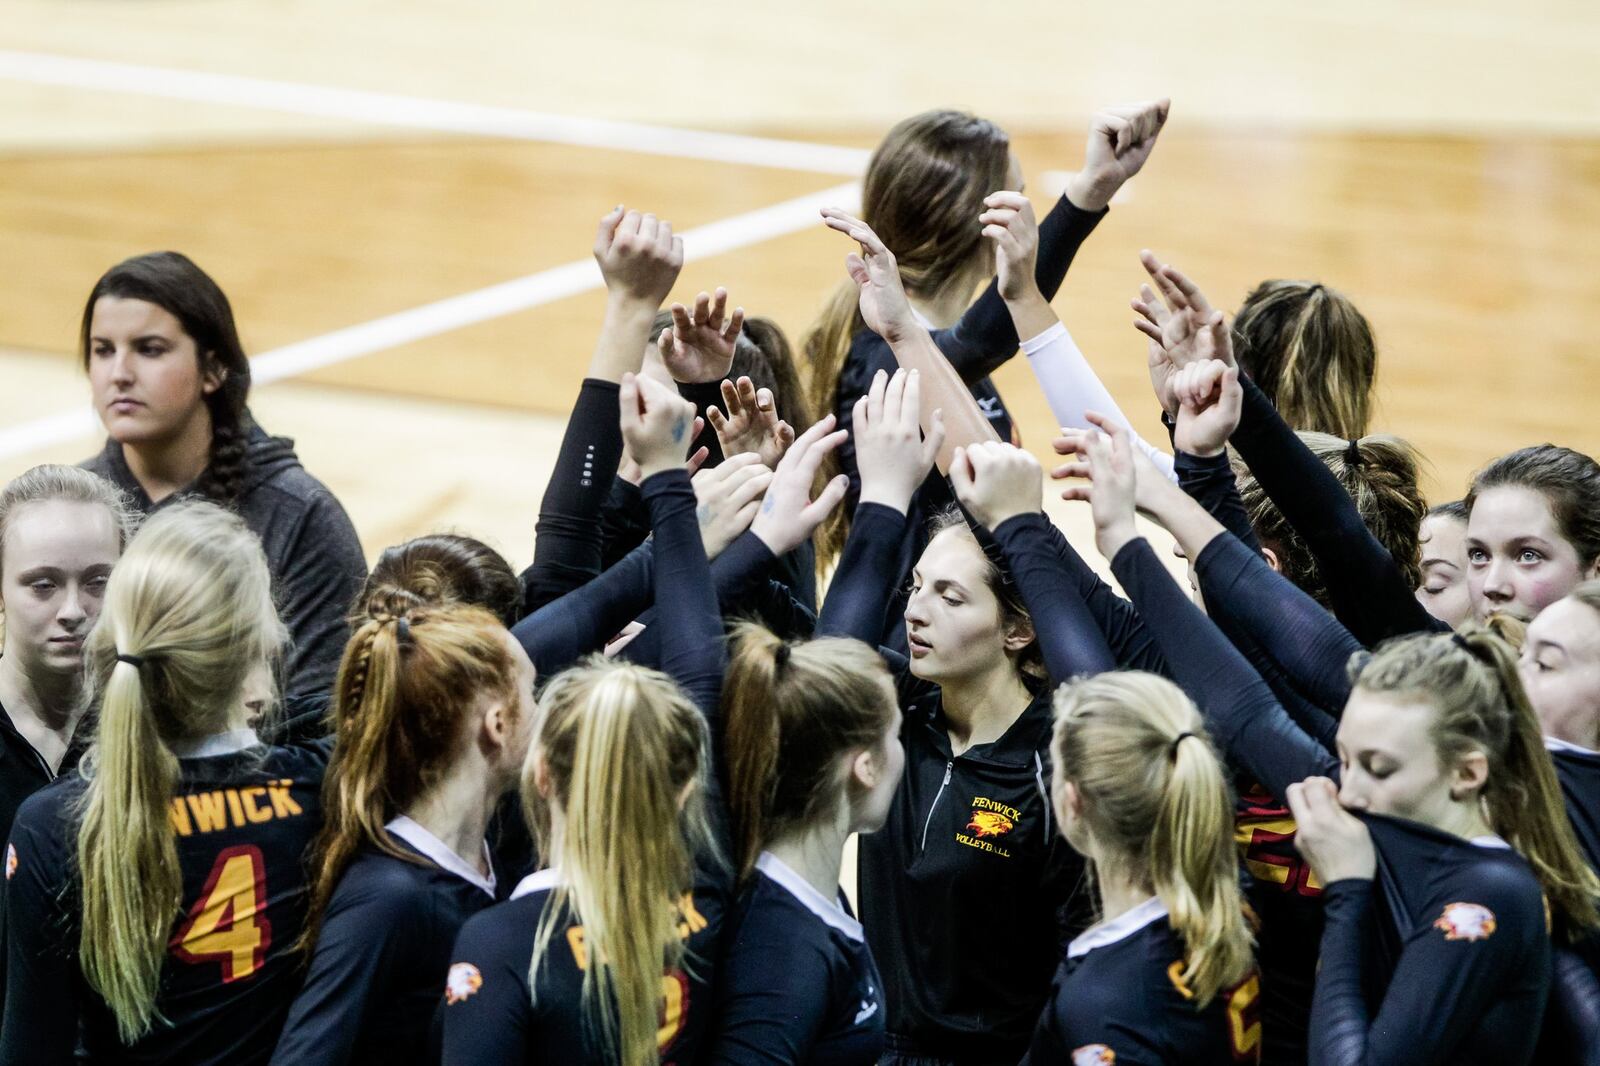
left=1072, top=1045, right=1116, bottom=1065
left=966, top=810, right=1014, bottom=838
left=445, top=962, right=484, bottom=1004
left=1434, top=902, right=1496, bottom=942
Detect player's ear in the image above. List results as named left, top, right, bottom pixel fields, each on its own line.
left=480, top=694, right=511, bottom=750
left=1449, top=748, right=1490, bottom=802
left=1261, top=546, right=1281, bottom=573
left=850, top=746, right=881, bottom=792
left=531, top=751, right=553, bottom=798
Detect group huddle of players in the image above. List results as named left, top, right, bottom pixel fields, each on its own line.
left=1, top=95, right=1598, bottom=1066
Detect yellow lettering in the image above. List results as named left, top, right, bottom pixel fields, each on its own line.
left=187, top=792, right=230, bottom=833
left=677, top=893, right=708, bottom=936
left=267, top=781, right=303, bottom=818
left=224, top=789, right=246, bottom=828
left=240, top=788, right=273, bottom=824
left=169, top=798, right=193, bottom=837
left=566, top=926, right=589, bottom=971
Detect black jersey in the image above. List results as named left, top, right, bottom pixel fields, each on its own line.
left=1550, top=738, right=1600, bottom=871
left=1310, top=816, right=1551, bottom=1066
left=705, top=852, right=885, bottom=1065
left=0, top=731, right=329, bottom=1066
left=1021, top=897, right=1261, bottom=1066
left=440, top=867, right=726, bottom=1066
left=269, top=816, right=500, bottom=1066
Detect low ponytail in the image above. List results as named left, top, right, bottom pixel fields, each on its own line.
left=803, top=282, right=865, bottom=578
left=722, top=623, right=895, bottom=880
left=1053, top=672, right=1255, bottom=1007
left=74, top=502, right=284, bottom=1041
left=526, top=659, right=713, bottom=1066
left=1354, top=628, right=1600, bottom=940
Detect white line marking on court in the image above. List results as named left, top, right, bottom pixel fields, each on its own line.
left=0, top=182, right=862, bottom=461
left=0, top=50, right=871, bottom=176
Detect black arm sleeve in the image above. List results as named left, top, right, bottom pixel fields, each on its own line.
left=816, top=503, right=909, bottom=646
left=1027, top=513, right=1169, bottom=674
left=1174, top=448, right=1262, bottom=558
left=512, top=543, right=655, bottom=678
left=598, top=477, right=650, bottom=571
left=1230, top=374, right=1447, bottom=646
left=521, top=379, right=625, bottom=613
left=640, top=469, right=726, bottom=716
left=1309, top=870, right=1547, bottom=1066
left=1109, top=537, right=1337, bottom=801
left=1195, top=531, right=1363, bottom=715
left=989, top=513, right=1116, bottom=682
left=932, top=196, right=1107, bottom=383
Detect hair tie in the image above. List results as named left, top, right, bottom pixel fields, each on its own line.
left=115, top=651, right=144, bottom=668
left=1451, top=631, right=1473, bottom=653
left=1170, top=731, right=1195, bottom=760
left=1345, top=438, right=1363, bottom=468
left=773, top=642, right=791, bottom=670
left=395, top=616, right=413, bottom=647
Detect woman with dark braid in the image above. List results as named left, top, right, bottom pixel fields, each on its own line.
left=79, top=252, right=367, bottom=697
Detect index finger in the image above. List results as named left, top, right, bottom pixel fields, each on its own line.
left=1158, top=263, right=1213, bottom=315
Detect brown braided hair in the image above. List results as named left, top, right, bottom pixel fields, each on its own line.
left=81, top=252, right=253, bottom=503
left=357, top=533, right=521, bottom=628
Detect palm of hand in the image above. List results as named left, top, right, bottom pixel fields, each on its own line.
left=720, top=410, right=787, bottom=468
left=664, top=327, right=735, bottom=384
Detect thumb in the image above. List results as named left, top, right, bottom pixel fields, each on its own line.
left=845, top=252, right=870, bottom=289
left=922, top=409, right=947, bottom=470
left=1219, top=366, right=1243, bottom=423
left=619, top=373, right=641, bottom=431
left=948, top=445, right=973, bottom=497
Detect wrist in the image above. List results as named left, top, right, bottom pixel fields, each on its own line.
left=749, top=518, right=795, bottom=558
left=977, top=503, right=1035, bottom=531
left=634, top=457, right=683, bottom=482
left=1096, top=519, right=1140, bottom=560
left=857, top=483, right=913, bottom=517
left=1063, top=172, right=1116, bottom=214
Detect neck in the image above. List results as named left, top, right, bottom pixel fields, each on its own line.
left=1093, top=853, right=1156, bottom=925
left=939, top=662, right=1032, bottom=754
left=1545, top=715, right=1600, bottom=753
left=0, top=656, right=83, bottom=770
left=908, top=271, right=982, bottom=330
left=403, top=759, right=500, bottom=877
left=767, top=815, right=852, bottom=903
left=122, top=406, right=214, bottom=503
left=1439, top=799, right=1496, bottom=843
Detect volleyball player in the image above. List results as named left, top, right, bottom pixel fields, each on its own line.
left=1024, top=672, right=1260, bottom=1065
left=1, top=502, right=328, bottom=1065
left=1062, top=410, right=1599, bottom=1064
left=1417, top=501, right=1473, bottom=627
left=268, top=596, right=536, bottom=1066
left=803, top=99, right=1168, bottom=648
left=78, top=252, right=366, bottom=696
left=441, top=374, right=848, bottom=1064
left=705, top=623, right=899, bottom=1064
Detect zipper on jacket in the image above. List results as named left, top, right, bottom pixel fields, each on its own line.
left=920, top=760, right=954, bottom=852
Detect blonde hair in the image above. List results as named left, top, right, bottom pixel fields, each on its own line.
left=1352, top=628, right=1600, bottom=939
left=0, top=464, right=136, bottom=580
left=74, top=502, right=285, bottom=1041
left=722, top=623, right=895, bottom=879
left=303, top=591, right=519, bottom=952
left=1233, top=279, right=1376, bottom=438
left=803, top=110, right=1012, bottom=573
left=1052, top=672, right=1254, bottom=1006
left=524, top=657, right=715, bottom=1065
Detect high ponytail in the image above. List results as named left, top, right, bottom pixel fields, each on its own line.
left=722, top=623, right=895, bottom=879
left=75, top=502, right=284, bottom=1041
left=302, top=592, right=518, bottom=953
left=1352, top=627, right=1600, bottom=939
left=1053, top=672, right=1255, bottom=1007
left=525, top=658, right=714, bottom=1066
left=1233, top=279, right=1376, bottom=439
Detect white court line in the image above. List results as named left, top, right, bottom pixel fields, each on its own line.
left=0, top=50, right=871, bottom=176
left=0, top=181, right=862, bottom=461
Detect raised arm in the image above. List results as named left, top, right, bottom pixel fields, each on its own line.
left=1059, top=415, right=1336, bottom=801
left=950, top=441, right=1116, bottom=682
left=524, top=207, right=684, bottom=612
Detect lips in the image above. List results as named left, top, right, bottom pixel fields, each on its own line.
left=47, top=635, right=84, bottom=651
left=907, top=632, right=933, bottom=658
left=107, top=397, right=144, bottom=415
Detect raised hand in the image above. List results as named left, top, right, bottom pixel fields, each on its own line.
left=749, top=415, right=851, bottom=557
left=980, top=191, right=1041, bottom=303
left=658, top=288, right=745, bottom=384
left=618, top=416, right=706, bottom=485
left=1051, top=414, right=1152, bottom=559
left=1172, top=359, right=1243, bottom=458
left=854, top=368, right=945, bottom=514
left=1288, top=776, right=1376, bottom=883
left=692, top=453, right=773, bottom=559
left=820, top=207, right=919, bottom=344
left=708, top=376, right=795, bottom=469
left=594, top=206, right=683, bottom=308
left=948, top=441, right=1043, bottom=531
left=619, top=371, right=699, bottom=480
left=1067, top=99, right=1171, bottom=212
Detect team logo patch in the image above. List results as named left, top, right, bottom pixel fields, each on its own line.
left=1433, top=902, right=1497, bottom=942
left=1072, top=1045, right=1116, bottom=1065
left=5, top=843, right=14, bottom=880
left=445, top=962, right=484, bottom=1004
left=966, top=810, right=1014, bottom=839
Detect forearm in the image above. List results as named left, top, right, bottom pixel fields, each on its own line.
left=587, top=294, right=659, bottom=382
left=1175, top=448, right=1261, bottom=557
left=884, top=329, right=998, bottom=475
left=991, top=513, right=1116, bottom=681
left=817, top=502, right=910, bottom=643
left=513, top=543, right=655, bottom=677
left=641, top=469, right=726, bottom=714
left=526, top=379, right=626, bottom=611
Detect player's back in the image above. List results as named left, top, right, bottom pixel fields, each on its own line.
left=3, top=736, right=328, bottom=1066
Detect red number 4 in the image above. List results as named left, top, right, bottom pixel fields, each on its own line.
left=170, top=845, right=271, bottom=982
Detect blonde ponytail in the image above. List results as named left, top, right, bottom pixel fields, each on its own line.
left=1053, top=672, right=1255, bottom=1006
left=802, top=281, right=865, bottom=577
left=75, top=502, right=284, bottom=1041
left=525, top=658, right=714, bottom=1065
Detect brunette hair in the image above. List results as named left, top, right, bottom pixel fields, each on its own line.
left=81, top=252, right=254, bottom=503
left=1351, top=627, right=1600, bottom=940
left=721, top=623, right=896, bottom=878
left=1467, top=445, right=1600, bottom=569
left=1236, top=432, right=1426, bottom=605
left=1232, top=279, right=1376, bottom=438
left=358, top=533, right=521, bottom=627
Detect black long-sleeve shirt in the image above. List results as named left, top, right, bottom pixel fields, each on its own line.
left=818, top=502, right=1109, bottom=1062
left=831, top=196, right=1106, bottom=651
left=1109, top=536, right=1551, bottom=1066
left=441, top=469, right=731, bottom=1065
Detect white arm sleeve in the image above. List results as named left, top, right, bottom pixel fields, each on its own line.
left=1021, top=320, right=1177, bottom=480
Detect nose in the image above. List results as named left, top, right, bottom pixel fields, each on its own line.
left=1336, top=776, right=1368, bottom=812
left=1480, top=558, right=1514, bottom=602
left=109, top=349, right=135, bottom=387
left=58, top=585, right=88, bottom=628
left=903, top=588, right=930, bottom=628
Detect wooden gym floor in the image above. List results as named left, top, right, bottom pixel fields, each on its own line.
left=2, top=0, right=1598, bottom=575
